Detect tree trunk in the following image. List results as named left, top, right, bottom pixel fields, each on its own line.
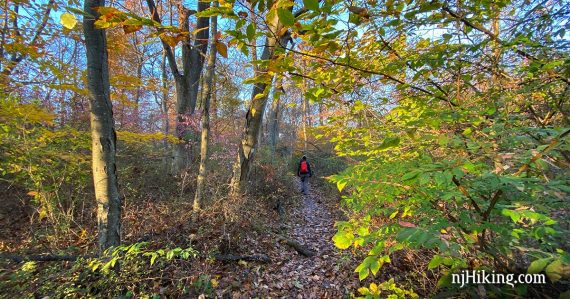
left=161, top=50, right=169, bottom=147
left=319, top=102, right=325, bottom=126
left=229, top=8, right=290, bottom=195
left=188, top=0, right=210, bottom=114
left=146, top=0, right=209, bottom=174
left=211, top=75, right=217, bottom=119
left=172, top=78, right=190, bottom=173
left=269, top=77, right=284, bottom=159
left=134, top=54, right=143, bottom=130
left=83, top=0, right=121, bottom=253
left=194, top=8, right=217, bottom=210
left=302, top=91, right=308, bottom=153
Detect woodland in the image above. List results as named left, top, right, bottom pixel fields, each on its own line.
left=0, top=0, right=569, bottom=297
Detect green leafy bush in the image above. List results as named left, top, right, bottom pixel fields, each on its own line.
left=0, top=96, right=90, bottom=231
left=0, top=243, right=199, bottom=298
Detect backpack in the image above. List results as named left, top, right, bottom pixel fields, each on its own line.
left=300, top=161, right=309, bottom=174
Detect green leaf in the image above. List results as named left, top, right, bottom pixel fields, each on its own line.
left=246, top=23, right=255, bottom=42
left=277, top=8, right=295, bottom=26
left=314, top=88, right=325, bottom=98
left=437, top=273, right=452, bottom=287
left=303, top=0, right=319, bottom=11
left=370, top=258, right=381, bottom=275
left=150, top=253, right=158, bottom=266
left=389, top=210, right=399, bottom=219
left=402, top=171, right=420, bottom=181
left=332, top=232, right=353, bottom=249
left=378, top=137, right=400, bottom=150
left=357, top=226, right=369, bottom=236
left=166, top=250, right=175, bottom=260
left=355, top=256, right=385, bottom=280
left=428, top=255, right=443, bottom=270
left=528, top=258, right=552, bottom=274
left=60, top=13, right=78, bottom=29
left=358, top=267, right=369, bottom=280
left=502, top=209, right=521, bottom=223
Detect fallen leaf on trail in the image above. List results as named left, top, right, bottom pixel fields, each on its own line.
left=399, top=221, right=417, bottom=228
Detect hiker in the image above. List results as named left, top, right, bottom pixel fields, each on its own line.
left=297, top=155, right=313, bottom=195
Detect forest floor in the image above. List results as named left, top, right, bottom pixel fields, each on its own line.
left=211, top=180, right=361, bottom=298
left=0, top=178, right=366, bottom=298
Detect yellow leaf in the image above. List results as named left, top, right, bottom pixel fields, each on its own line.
left=39, top=207, right=48, bottom=220
left=210, top=278, right=219, bottom=288
left=192, top=26, right=209, bottom=35
left=369, top=282, right=378, bottom=294
left=60, top=13, right=77, bottom=29
left=251, top=108, right=256, bottom=116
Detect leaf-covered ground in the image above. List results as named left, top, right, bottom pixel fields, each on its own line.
left=212, top=181, right=361, bottom=298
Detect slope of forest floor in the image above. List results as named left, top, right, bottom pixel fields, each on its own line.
left=0, top=174, right=430, bottom=298
left=0, top=174, right=366, bottom=297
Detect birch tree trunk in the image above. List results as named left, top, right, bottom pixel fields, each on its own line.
left=83, top=0, right=121, bottom=253
left=194, top=8, right=217, bottom=210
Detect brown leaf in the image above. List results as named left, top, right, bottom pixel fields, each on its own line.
left=216, top=41, right=228, bottom=58
left=398, top=221, right=417, bottom=228
left=123, top=24, right=142, bottom=34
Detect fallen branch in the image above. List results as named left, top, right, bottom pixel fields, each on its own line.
left=274, top=234, right=316, bottom=257
left=0, top=253, right=94, bottom=263
left=252, top=221, right=316, bottom=257
left=213, top=253, right=271, bottom=263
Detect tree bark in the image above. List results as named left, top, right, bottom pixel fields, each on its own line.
left=318, top=102, right=325, bottom=126
left=229, top=10, right=290, bottom=195
left=211, top=74, right=217, bottom=119
left=188, top=0, right=210, bottom=114
left=84, top=0, right=121, bottom=253
left=302, top=88, right=308, bottom=153
left=146, top=0, right=209, bottom=174
left=269, top=77, right=284, bottom=159
left=161, top=50, right=169, bottom=147
left=194, top=7, right=217, bottom=210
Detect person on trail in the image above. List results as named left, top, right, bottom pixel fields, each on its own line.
left=297, top=155, right=313, bottom=195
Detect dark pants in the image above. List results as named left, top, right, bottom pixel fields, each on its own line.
left=300, top=174, right=309, bottom=194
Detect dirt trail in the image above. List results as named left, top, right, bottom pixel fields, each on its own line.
left=228, top=181, right=360, bottom=298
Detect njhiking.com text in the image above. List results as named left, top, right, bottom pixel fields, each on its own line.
left=452, top=270, right=546, bottom=288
